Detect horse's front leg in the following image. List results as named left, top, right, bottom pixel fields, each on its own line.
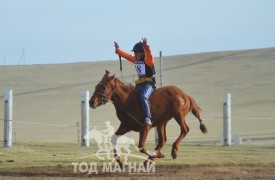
left=138, top=124, right=153, bottom=156
left=111, top=123, right=130, bottom=169
left=140, top=123, right=166, bottom=166
left=153, top=123, right=167, bottom=158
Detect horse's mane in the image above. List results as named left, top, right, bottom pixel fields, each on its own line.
left=114, top=77, right=138, bottom=93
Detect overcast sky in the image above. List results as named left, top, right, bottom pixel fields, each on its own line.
left=1, top=0, right=274, bottom=65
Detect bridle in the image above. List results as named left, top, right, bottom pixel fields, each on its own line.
left=92, top=78, right=144, bottom=127
left=93, top=81, right=118, bottom=104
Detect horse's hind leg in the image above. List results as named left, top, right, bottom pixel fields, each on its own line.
left=171, top=113, right=189, bottom=159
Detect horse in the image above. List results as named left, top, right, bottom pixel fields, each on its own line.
left=89, top=70, right=207, bottom=167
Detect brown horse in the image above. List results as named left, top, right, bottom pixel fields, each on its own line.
left=89, top=70, right=207, bottom=167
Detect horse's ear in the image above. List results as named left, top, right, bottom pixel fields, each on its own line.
left=110, top=74, right=116, bottom=79
left=105, top=70, right=110, bottom=75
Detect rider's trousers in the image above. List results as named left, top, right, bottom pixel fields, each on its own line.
left=136, top=81, right=155, bottom=120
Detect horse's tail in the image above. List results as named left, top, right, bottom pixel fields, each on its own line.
left=188, top=96, right=208, bottom=134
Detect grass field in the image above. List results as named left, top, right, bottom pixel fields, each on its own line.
left=0, top=141, right=275, bottom=179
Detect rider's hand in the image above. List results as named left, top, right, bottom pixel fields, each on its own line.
left=141, top=37, right=147, bottom=47
left=114, top=42, right=119, bottom=49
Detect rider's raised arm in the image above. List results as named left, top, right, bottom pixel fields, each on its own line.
left=143, top=44, right=154, bottom=67
left=115, top=48, right=135, bottom=64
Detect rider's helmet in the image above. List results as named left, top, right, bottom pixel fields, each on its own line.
left=132, top=42, right=144, bottom=52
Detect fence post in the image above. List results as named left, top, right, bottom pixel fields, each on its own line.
left=4, top=90, right=13, bottom=147
left=81, top=91, right=90, bottom=147
left=223, top=93, right=231, bottom=146
left=155, top=51, right=163, bottom=146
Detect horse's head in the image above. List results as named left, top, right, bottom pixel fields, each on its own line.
left=89, top=70, right=116, bottom=109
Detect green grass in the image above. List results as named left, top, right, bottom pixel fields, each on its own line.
left=0, top=141, right=275, bottom=171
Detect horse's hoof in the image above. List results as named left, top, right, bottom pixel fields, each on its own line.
left=154, top=152, right=165, bottom=158
left=158, top=152, right=165, bottom=158
left=171, top=149, right=177, bottom=159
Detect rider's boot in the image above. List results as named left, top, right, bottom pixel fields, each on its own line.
left=145, top=118, right=152, bottom=125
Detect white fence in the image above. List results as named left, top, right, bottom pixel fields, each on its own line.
left=2, top=89, right=91, bottom=147
left=81, top=91, right=89, bottom=147
left=223, top=93, right=231, bottom=146
left=2, top=89, right=275, bottom=147
left=4, top=90, right=13, bottom=147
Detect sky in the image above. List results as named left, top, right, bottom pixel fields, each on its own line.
left=0, top=0, right=275, bottom=65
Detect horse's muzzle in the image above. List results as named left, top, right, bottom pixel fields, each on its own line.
left=89, top=99, right=97, bottom=109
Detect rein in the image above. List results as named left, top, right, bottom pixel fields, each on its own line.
left=110, top=99, right=144, bottom=127
left=94, top=79, right=144, bottom=127
left=93, top=82, right=118, bottom=104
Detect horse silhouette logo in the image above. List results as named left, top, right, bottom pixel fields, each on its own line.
left=84, top=121, right=139, bottom=162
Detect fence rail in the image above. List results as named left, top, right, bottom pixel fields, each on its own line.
left=2, top=90, right=275, bottom=147
left=1, top=116, right=274, bottom=127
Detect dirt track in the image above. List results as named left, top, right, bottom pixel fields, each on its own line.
left=0, top=164, right=275, bottom=179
